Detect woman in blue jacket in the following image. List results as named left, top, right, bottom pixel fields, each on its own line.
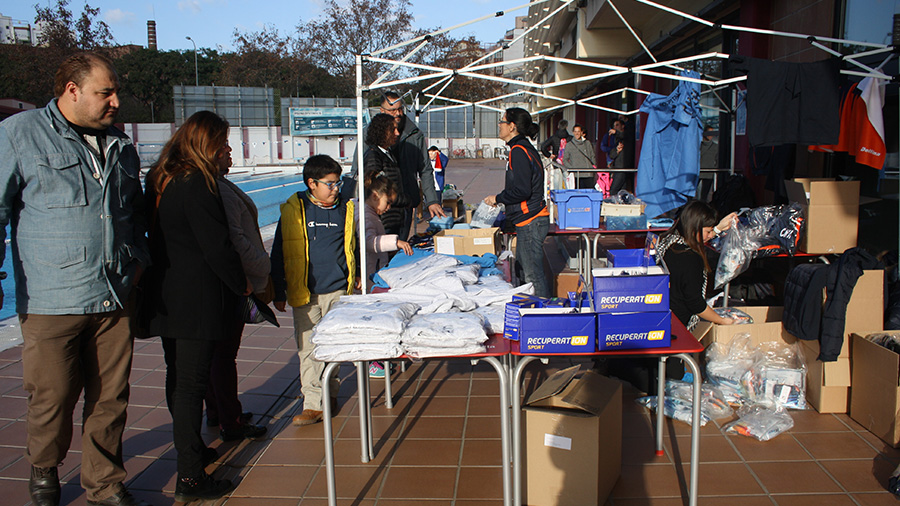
left=484, top=108, right=550, bottom=297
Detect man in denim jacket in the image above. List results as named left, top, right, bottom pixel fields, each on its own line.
left=0, top=53, right=150, bottom=506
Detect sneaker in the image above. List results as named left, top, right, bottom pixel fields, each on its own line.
left=29, top=466, right=60, bottom=506
left=368, top=361, right=385, bottom=378
left=220, top=422, right=267, bottom=441
left=174, top=472, right=233, bottom=502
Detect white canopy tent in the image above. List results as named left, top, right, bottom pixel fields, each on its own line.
left=355, top=0, right=894, bottom=295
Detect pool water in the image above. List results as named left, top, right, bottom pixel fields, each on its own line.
left=0, top=173, right=307, bottom=321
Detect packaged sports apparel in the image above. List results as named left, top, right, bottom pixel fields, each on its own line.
left=714, top=204, right=804, bottom=288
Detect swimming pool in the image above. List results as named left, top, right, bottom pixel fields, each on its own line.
left=0, top=173, right=307, bottom=321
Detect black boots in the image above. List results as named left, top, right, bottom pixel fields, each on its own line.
left=174, top=472, right=233, bottom=502
left=29, top=466, right=60, bottom=506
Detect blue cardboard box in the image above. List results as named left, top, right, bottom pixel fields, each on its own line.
left=517, top=308, right=596, bottom=354
left=550, top=189, right=603, bottom=229
left=607, top=248, right=650, bottom=267
left=592, top=265, right=669, bottom=313
left=503, top=295, right=543, bottom=341
left=597, top=311, right=672, bottom=351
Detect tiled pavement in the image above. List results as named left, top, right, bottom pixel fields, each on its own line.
left=1, top=319, right=900, bottom=505
left=1, top=160, right=899, bottom=504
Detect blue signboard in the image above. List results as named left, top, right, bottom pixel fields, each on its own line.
left=289, top=107, right=362, bottom=136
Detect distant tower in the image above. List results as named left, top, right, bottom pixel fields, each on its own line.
left=147, top=20, right=157, bottom=50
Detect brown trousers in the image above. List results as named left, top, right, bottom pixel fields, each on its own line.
left=20, top=307, right=134, bottom=501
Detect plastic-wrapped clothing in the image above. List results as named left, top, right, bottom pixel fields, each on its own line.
left=743, top=341, right=807, bottom=410
left=313, top=300, right=418, bottom=335
left=404, top=344, right=487, bottom=359
left=401, top=312, right=489, bottom=349
left=473, top=304, right=506, bottom=335
left=313, top=343, right=404, bottom=362
left=636, top=70, right=702, bottom=218
left=724, top=404, right=794, bottom=441
left=372, top=249, right=502, bottom=288
left=377, top=253, right=460, bottom=289
left=783, top=247, right=882, bottom=361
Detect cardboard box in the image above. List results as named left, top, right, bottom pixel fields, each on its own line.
left=800, top=340, right=850, bottom=413
left=849, top=331, right=900, bottom=447
left=555, top=269, right=582, bottom=299
left=592, top=265, right=668, bottom=313
left=503, top=295, right=543, bottom=341
left=601, top=203, right=645, bottom=216
left=524, top=366, right=621, bottom=506
left=434, top=227, right=499, bottom=256
left=785, top=178, right=859, bottom=254
left=515, top=308, right=596, bottom=354
left=597, top=311, right=671, bottom=351
left=691, top=306, right=794, bottom=349
left=442, top=197, right=465, bottom=219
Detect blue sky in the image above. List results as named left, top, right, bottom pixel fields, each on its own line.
left=1, top=0, right=521, bottom=52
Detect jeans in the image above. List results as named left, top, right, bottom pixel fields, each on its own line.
left=162, top=336, right=215, bottom=477
left=515, top=215, right=551, bottom=298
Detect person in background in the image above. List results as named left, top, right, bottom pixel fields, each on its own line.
left=562, top=124, right=597, bottom=189
left=539, top=119, right=570, bottom=163
left=271, top=155, right=358, bottom=426
left=484, top=108, right=551, bottom=298
left=364, top=114, right=403, bottom=236
left=428, top=145, right=448, bottom=200
left=698, top=125, right=719, bottom=201
left=0, top=52, right=151, bottom=506
left=362, top=169, right=412, bottom=377
left=599, top=118, right=625, bottom=167
left=204, top=136, right=269, bottom=442
left=144, top=111, right=251, bottom=502
left=606, top=118, right=630, bottom=195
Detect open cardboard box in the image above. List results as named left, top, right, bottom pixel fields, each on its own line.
left=434, top=227, right=499, bottom=256
left=849, top=331, right=900, bottom=447
left=785, top=178, right=859, bottom=254
left=523, top=366, right=621, bottom=505
left=691, top=306, right=794, bottom=349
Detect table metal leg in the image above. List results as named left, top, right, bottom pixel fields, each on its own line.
left=675, top=353, right=702, bottom=506
left=385, top=360, right=394, bottom=409
left=354, top=361, right=372, bottom=463
left=511, top=355, right=540, bottom=506
left=656, top=357, right=667, bottom=456
left=322, top=362, right=341, bottom=506
left=474, top=356, right=513, bottom=506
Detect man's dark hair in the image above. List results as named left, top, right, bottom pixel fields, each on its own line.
left=428, top=146, right=440, bottom=152
left=382, top=91, right=404, bottom=107
left=613, top=118, right=625, bottom=128
left=366, top=113, right=396, bottom=148
left=573, top=123, right=583, bottom=131
left=303, top=154, right=342, bottom=184
left=558, top=119, right=568, bottom=129
left=54, top=52, right=116, bottom=98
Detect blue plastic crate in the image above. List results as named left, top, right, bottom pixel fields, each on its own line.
left=550, top=189, right=603, bottom=229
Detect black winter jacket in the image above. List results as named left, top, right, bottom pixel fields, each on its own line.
left=783, top=248, right=882, bottom=361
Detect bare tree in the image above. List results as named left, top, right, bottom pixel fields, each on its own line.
left=34, top=0, right=114, bottom=50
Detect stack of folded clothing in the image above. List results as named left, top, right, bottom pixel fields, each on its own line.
left=312, top=301, right=419, bottom=362
left=401, top=312, right=489, bottom=358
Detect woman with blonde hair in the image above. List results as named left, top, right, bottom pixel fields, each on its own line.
left=143, top=110, right=250, bottom=502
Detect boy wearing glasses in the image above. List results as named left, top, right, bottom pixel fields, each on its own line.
left=270, top=155, right=359, bottom=426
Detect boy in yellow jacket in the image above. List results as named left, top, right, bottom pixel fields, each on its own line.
left=271, top=155, right=358, bottom=425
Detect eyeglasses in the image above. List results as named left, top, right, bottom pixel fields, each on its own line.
left=498, top=120, right=510, bottom=124
left=314, top=179, right=343, bottom=190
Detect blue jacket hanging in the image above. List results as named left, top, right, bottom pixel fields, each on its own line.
left=636, top=70, right=702, bottom=218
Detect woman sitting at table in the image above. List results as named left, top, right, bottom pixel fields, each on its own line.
left=657, top=200, right=738, bottom=330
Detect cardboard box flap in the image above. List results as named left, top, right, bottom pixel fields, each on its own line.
left=525, top=365, right=581, bottom=406
left=785, top=180, right=810, bottom=205
left=791, top=178, right=861, bottom=206
left=560, top=371, right=619, bottom=416
left=853, top=332, right=900, bottom=386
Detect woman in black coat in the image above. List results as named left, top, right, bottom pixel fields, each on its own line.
left=144, top=111, right=250, bottom=502
left=363, top=113, right=403, bottom=235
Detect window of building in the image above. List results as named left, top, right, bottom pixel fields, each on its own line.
left=843, top=0, right=900, bottom=46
